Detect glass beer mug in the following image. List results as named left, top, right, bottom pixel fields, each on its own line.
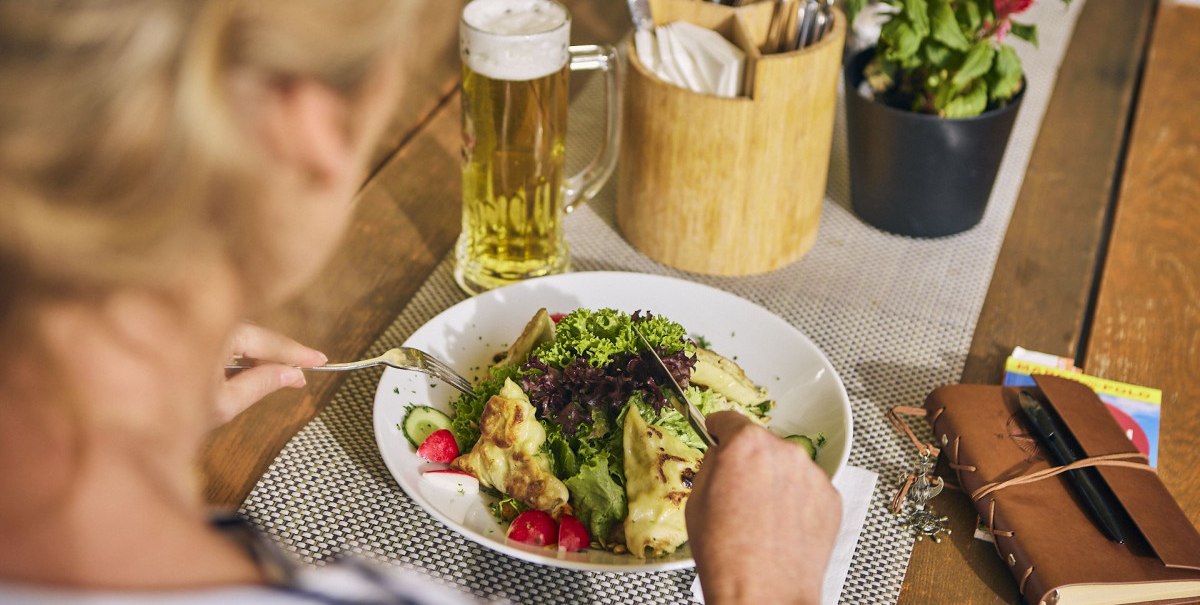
left=455, top=0, right=620, bottom=294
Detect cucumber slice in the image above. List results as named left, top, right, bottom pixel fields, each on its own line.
left=785, top=433, right=826, bottom=461
left=401, top=406, right=453, bottom=448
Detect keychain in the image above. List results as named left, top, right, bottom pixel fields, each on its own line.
left=894, top=450, right=950, bottom=542
left=887, top=407, right=951, bottom=542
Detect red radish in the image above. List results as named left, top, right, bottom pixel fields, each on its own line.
left=549, top=313, right=567, bottom=324
left=416, top=429, right=459, bottom=463
left=421, top=469, right=479, bottom=495
left=507, top=510, right=558, bottom=547
left=557, top=514, right=589, bottom=552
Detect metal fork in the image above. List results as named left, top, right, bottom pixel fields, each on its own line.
left=226, top=347, right=474, bottom=395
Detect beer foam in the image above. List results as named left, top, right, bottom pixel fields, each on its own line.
left=461, top=0, right=569, bottom=81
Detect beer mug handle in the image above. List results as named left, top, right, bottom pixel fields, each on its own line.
left=562, top=44, right=621, bottom=213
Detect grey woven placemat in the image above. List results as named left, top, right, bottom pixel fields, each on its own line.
left=240, top=2, right=1085, bottom=602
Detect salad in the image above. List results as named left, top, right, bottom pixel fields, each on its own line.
left=400, top=308, right=822, bottom=558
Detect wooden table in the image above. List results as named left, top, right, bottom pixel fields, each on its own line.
left=201, top=1, right=1200, bottom=603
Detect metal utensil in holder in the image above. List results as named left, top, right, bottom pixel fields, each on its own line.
left=767, top=0, right=835, bottom=53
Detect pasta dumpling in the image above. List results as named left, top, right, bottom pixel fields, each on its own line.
left=622, top=403, right=703, bottom=558
left=453, top=378, right=569, bottom=514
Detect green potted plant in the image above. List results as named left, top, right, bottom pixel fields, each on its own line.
left=842, top=0, right=1068, bottom=237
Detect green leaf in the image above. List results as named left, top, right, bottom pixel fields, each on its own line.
left=535, top=308, right=689, bottom=369
left=932, top=79, right=957, bottom=113
left=881, top=19, right=922, bottom=62
left=941, top=83, right=988, bottom=118
left=930, top=0, right=970, bottom=51
left=451, top=363, right=523, bottom=450
left=958, top=1, right=982, bottom=33
left=979, top=0, right=996, bottom=24
left=564, top=457, right=627, bottom=545
left=1009, top=21, right=1038, bottom=47
left=903, top=0, right=931, bottom=37
left=631, top=393, right=708, bottom=450
left=922, top=40, right=952, bottom=69
left=864, top=56, right=896, bottom=93
left=951, top=41, right=996, bottom=90
left=987, top=44, right=1024, bottom=101
left=545, top=424, right=579, bottom=478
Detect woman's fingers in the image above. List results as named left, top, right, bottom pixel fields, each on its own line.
left=227, top=322, right=327, bottom=368
left=215, top=364, right=306, bottom=422
left=215, top=322, right=324, bottom=422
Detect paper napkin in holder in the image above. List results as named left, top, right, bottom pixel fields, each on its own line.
left=640, top=21, right=745, bottom=98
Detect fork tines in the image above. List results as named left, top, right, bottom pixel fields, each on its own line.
left=417, top=351, right=474, bottom=395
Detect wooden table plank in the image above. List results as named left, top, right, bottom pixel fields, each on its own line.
left=1082, top=0, right=1200, bottom=528
left=898, top=1, right=1156, bottom=603
left=366, top=2, right=462, bottom=173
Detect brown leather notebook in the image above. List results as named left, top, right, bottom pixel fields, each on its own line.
left=924, top=375, right=1200, bottom=605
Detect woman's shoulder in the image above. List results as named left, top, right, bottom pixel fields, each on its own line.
left=0, top=559, right=479, bottom=605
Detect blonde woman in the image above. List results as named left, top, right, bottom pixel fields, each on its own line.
left=0, top=1, right=838, bottom=604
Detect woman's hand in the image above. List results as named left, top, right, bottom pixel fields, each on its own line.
left=686, top=411, right=841, bottom=605
left=215, top=322, right=327, bottom=422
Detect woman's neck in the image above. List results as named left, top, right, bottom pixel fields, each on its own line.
left=0, top=424, right=263, bottom=589
left=0, top=277, right=261, bottom=589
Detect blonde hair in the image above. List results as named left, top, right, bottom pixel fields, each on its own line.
left=0, top=0, right=412, bottom=336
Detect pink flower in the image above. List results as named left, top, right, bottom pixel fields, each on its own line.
left=995, top=0, right=1034, bottom=18
left=994, top=19, right=1012, bottom=41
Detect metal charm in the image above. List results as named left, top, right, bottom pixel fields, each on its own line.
left=895, top=450, right=951, bottom=543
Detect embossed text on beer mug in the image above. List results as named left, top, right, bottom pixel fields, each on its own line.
left=455, top=0, right=620, bottom=294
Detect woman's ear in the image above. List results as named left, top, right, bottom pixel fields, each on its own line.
left=255, top=78, right=353, bottom=187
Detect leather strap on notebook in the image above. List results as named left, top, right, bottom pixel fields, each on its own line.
left=970, top=452, right=1154, bottom=501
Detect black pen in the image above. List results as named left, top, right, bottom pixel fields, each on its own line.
left=1017, top=389, right=1127, bottom=544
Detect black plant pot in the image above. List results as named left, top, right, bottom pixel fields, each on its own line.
left=844, top=48, right=1024, bottom=237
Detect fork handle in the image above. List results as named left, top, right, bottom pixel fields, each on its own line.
left=223, top=361, right=364, bottom=372
left=301, top=363, right=371, bottom=371
left=223, top=364, right=368, bottom=371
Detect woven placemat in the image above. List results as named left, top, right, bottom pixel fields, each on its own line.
left=241, top=2, right=1085, bottom=602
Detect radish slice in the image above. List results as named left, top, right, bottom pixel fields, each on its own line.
left=557, top=514, right=589, bottom=552
left=421, top=469, right=479, bottom=495
left=507, top=510, right=558, bottom=547
left=416, top=429, right=460, bottom=464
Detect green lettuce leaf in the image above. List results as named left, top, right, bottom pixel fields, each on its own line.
left=629, top=392, right=709, bottom=451
left=533, top=308, right=691, bottom=369
left=450, top=363, right=523, bottom=450
left=564, top=457, right=627, bottom=545
left=545, top=425, right=579, bottom=479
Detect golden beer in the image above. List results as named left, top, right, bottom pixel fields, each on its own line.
left=458, top=62, right=570, bottom=291
left=455, top=0, right=619, bottom=294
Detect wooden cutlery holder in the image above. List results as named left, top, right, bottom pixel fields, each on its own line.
left=616, top=0, right=844, bottom=276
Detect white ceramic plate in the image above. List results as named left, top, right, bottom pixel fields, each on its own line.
left=373, top=271, right=852, bottom=572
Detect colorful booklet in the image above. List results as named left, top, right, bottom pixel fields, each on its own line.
left=1001, top=347, right=1162, bottom=468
